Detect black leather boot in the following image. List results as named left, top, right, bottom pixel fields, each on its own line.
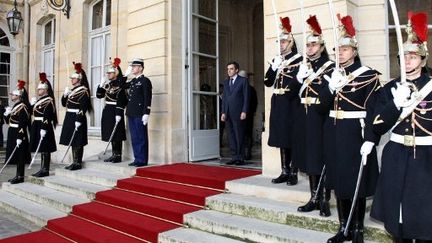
left=352, top=198, right=366, bottom=243
left=298, top=175, right=320, bottom=212
left=67, top=147, right=82, bottom=171
left=287, top=166, right=298, bottom=186
left=111, top=141, right=122, bottom=163
left=10, top=176, right=24, bottom=184
left=416, top=240, right=432, bottom=243
left=11, top=158, right=25, bottom=184
left=393, top=239, right=413, bottom=243
left=104, top=155, right=114, bottom=162
left=271, top=148, right=290, bottom=183
left=320, top=186, right=332, bottom=217
left=327, top=199, right=352, bottom=243
left=32, top=153, right=50, bottom=177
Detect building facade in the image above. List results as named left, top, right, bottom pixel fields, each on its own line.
left=0, top=0, right=430, bottom=176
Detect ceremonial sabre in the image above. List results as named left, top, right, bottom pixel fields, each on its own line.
left=60, top=128, right=77, bottom=164
left=0, top=145, right=19, bottom=174
left=312, top=165, right=326, bottom=202
left=271, top=0, right=281, bottom=56
left=28, top=136, right=44, bottom=169
left=298, top=0, right=307, bottom=64
left=344, top=154, right=367, bottom=236
left=103, top=121, right=120, bottom=155
left=388, top=0, right=406, bottom=84
left=327, top=0, right=340, bottom=68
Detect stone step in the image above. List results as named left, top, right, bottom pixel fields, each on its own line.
left=54, top=168, right=128, bottom=187
left=226, top=175, right=313, bottom=204
left=185, top=210, right=359, bottom=243
left=159, top=228, right=244, bottom=243
left=2, top=182, right=89, bottom=213
left=206, top=193, right=391, bottom=242
left=0, top=190, right=66, bottom=227
left=83, top=161, right=137, bottom=177
left=31, top=176, right=110, bottom=200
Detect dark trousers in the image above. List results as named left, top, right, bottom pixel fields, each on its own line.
left=128, top=116, right=148, bottom=164
left=112, top=141, right=122, bottom=155
left=226, top=116, right=245, bottom=161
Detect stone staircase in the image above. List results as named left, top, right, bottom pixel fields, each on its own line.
left=0, top=160, right=392, bottom=243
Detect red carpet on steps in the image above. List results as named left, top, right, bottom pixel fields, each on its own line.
left=0, top=163, right=261, bottom=243
left=136, top=163, right=261, bottom=190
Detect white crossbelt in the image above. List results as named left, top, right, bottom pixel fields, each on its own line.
left=105, top=101, right=116, bottom=105
left=9, top=123, right=18, bottom=128
left=329, top=110, right=366, bottom=119
left=390, top=133, right=432, bottom=146
left=300, top=97, right=319, bottom=105
left=67, top=108, right=79, bottom=113
left=34, top=117, right=43, bottom=121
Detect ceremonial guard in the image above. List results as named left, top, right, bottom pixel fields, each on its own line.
left=371, top=12, right=432, bottom=243
left=96, top=58, right=127, bottom=163
left=3, top=80, right=31, bottom=184
left=29, top=73, right=57, bottom=177
left=264, top=17, right=302, bottom=185
left=60, top=63, right=92, bottom=170
left=124, top=58, right=152, bottom=167
left=292, top=15, right=334, bottom=217
left=319, top=15, right=381, bottom=242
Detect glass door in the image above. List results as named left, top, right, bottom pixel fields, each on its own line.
left=186, top=0, right=220, bottom=161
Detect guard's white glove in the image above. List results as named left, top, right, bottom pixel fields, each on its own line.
left=324, top=69, right=347, bottom=93
left=4, top=107, right=12, bottom=116
left=271, top=55, right=283, bottom=71
left=63, top=87, right=71, bottom=97
left=40, top=129, right=46, bottom=138
left=16, top=139, right=22, bottom=147
left=391, top=82, right=412, bottom=110
left=99, top=78, right=108, bottom=88
left=115, top=115, right=121, bottom=123
left=30, top=97, right=37, bottom=106
left=124, top=65, right=132, bottom=77
left=142, top=114, right=149, bottom=126
left=296, top=64, right=313, bottom=84
left=360, top=141, right=374, bottom=159
left=74, top=121, right=82, bottom=130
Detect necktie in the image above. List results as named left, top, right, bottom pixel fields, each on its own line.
left=229, top=78, right=234, bottom=87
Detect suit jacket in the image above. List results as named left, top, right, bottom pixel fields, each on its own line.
left=222, top=75, right=250, bottom=120
left=125, top=75, right=153, bottom=117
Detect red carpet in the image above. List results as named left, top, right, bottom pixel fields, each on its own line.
left=0, top=163, right=261, bottom=243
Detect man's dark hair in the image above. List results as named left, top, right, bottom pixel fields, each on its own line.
left=227, top=61, right=240, bottom=70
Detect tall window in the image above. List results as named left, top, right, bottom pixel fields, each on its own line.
left=89, top=0, right=111, bottom=127
left=388, top=1, right=432, bottom=78
left=42, top=19, right=56, bottom=88
left=0, top=28, right=11, bottom=107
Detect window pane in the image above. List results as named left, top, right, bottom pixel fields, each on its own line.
left=388, top=1, right=432, bottom=25
left=192, top=0, right=216, bottom=19
left=0, top=76, right=7, bottom=85
left=0, top=87, right=7, bottom=97
left=92, top=0, right=103, bottom=30
left=388, top=29, right=432, bottom=78
left=193, top=94, right=217, bottom=130
left=91, top=37, right=102, bottom=66
left=192, top=55, right=217, bottom=92
left=0, top=29, right=9, bottom=47
left=44, top=21, right=52, bottom=45
left=192, top=17, right=216, bottom=55
left=105, top=0, right=111, bottom=26
left=105, top=34, right=111, bottom=65
left=1, top=53, right=10, bottom=64
left=53, top=19, right=56, bottom=44
left=44, top=50, right=54, bottom=76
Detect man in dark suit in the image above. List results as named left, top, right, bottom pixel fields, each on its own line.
left=221, top=61, right=249, bottom=165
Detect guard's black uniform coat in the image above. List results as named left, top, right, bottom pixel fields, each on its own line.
left=30, top=95, right=57, bottom=153
left=4, top=102, right=31, bottom=166
left=59, top=85, right=91, bottom=147
left=370, top=74, right=432, bottom=240
left=264, top=52, right=302, bottom=148
left=125, top=75, right=152, bottom=117
left=96, top=82, right=127, bottom=142
left=291, top=56, right=334, bottom=175
left=318, top=61, right=381, bottom=199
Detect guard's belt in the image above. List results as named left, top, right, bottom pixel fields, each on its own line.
left=9, top=123, right=18, bottom=128
left=390, top=133, right=432, bottom=146
left=273, top=88, right=290, bottom=95
left=67, top=108, right=79, bottom=113
left=329, top=110, right=366, bottom=119
left=105, top=101, right=116, bottom=105
left=300, top=97, right=320, bottom=105
left=34, top=117, right=43, bottom=121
